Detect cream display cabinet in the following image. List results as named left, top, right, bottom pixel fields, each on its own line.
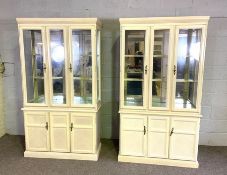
left=17, top=18, right=101, bottom=161
left=118, top=17, right=209, bottom=168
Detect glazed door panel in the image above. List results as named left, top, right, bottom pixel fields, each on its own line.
left=69, top=29, right=94, bottom=106
left=147, top=116, right=169, bottom=158
left=47, top=28, right=68, bottom=106
left=149, top=27, right=173, bottom=110
left=50, top=112, right=70, bottom=152
left=71, top=113, right=94, bottom=153
left=121, top=27, right=149, bottom=109
left=24, top=112, right=49, bottom=151
left=20, top=28, right=48, bottom=105
left=173, top=26, right=206, bottom=111
left=169, top=117, right=199, bottom=161
left=120, top=115, right=147, bottom=156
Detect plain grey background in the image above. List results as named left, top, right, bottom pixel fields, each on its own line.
left=0, top=0, right=227, bottom=145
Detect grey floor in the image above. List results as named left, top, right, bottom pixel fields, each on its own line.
left=0, top=135, right=227, bottom=175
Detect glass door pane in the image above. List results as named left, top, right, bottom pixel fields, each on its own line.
left=23, top=30, right=45, bottom=103
left=49, top=29, right=66, bottom=105
left=175, top=28, right=202, bottom=109
left=71, top=30, right=92, bottom=104
left=124, top=30, right=145, bottom=106
left=151, top=30, right=170, bottom=108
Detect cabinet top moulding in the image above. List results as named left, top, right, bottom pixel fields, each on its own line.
left=119, top=16, right=210, bottom=25
left=16, top=18, right=101, bottom=27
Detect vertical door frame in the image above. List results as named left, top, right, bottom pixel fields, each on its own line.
left=171, top=24, right=206, bottom=113
left=18, top=26, right=49, bottom=107
left=68, top=25, right=96, bottom=108
left=148, top=25, right=175, bottom=111
left=120, top=26, right=150, bottom=110
left=46, top=26, right=69, bottom=107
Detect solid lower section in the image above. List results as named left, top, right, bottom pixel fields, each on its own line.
left=24, top=143, right=101, bottom=161
left=118, top=155, right=199, bottom=168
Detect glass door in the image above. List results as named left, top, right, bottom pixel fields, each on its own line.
left=173, top=26, right=204, bottom=111
left=47, top=28, right=68, bottom=106
left=70, top=29, right=93, bottom=106
left=149, top=27, right=173, bottom=110
left=121, top=27, right=149, bottom=108
left=21, top=28, right=48, bottom=105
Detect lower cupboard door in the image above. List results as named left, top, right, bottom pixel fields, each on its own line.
left=24, top=112, right=50, bottom=151
left=50, top=112, right=70, bottom=152
left=147, top=131, right=169, bottom=158
left=71, top=114, right=94, bottom=153
left=121, top=130, right=145, bottom=156
left=169, top=133, right=197, bottom=161
left=71, top=128, right=93, bottom=153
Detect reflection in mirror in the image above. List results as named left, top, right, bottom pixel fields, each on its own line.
left=72, top=30, right=92, bottom=104
left=124, top=30, right=145, bottom=106
left=175, top=29, right=202, bottom=109
left=23, top=30, right=45, bottom=103
left=152, top=30, right=169, bottom=107
left=50, top=29, right=66, bottom=104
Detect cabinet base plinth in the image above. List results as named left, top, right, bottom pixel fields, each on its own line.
left=24, top=144, right=101, bottom=161
left=118, top=155, right=199, bottom=168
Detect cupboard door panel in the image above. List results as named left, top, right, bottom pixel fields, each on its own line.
left=71, top=113, right=94, bottom=153
left=50, top=112, right=70, bottom=152
left=147, top=116, right=169, bottom=158
left=72, top=128, right=93, bottom=153
left=170, top=133, right=197, bottom=161
left=169, top=117, right=199, bottom=161
left=148, top=132, right=169, bottom=158
left=120, top=115, right=147, bottom=156
left=24, top=112, right=49, bottom=151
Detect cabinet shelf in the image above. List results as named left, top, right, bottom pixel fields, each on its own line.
left=34, top=76, right=44, bottom=79
left=124, top=78, right=143, bottom=81
left=73, top=77, right=92, bottom=81
left=125, top=55, right=144, bottom=57
left=176, top=79, right=197, bottom=83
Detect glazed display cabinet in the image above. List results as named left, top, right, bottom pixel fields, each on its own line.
left=17, top=18, right=101, bottom=161
left=118, top=17, right=209, bottom=168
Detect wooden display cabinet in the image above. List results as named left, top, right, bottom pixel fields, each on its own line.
left=118, top=16, right=209, bottom=168
left=17, top=18, right=101, bottom=161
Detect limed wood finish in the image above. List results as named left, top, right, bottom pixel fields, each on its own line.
left=119, top=16, right=209, bottom=168
left=17, top=18, right=101, bottom=161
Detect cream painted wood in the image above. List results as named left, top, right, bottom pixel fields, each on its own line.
left=118, top=155, right=199, bottom=168
left=169, top=117, right=199, bottom=161
left=18, top=27, right=49, bottom=107
left=119, top=17, right=209, bottom=168
left=147, top=116, right=169, bottom=158
left=120, top=115, right=147, bottom=156
left=50, top=112, right=70, bottom=152
left=71, top=113, right=94, bottom=153
left=24, top=111, right=50, bottom=151
left=18, top=18, right=101, bottom=161
left=46, top=27, right=69, bottom=107
left=24, top=143, right=101, bottom=161
left=148, top=26, right=175, bottom=111
left=120, top=26, right=150, bottom=110
left=171, top=25, right=207, bottom=113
